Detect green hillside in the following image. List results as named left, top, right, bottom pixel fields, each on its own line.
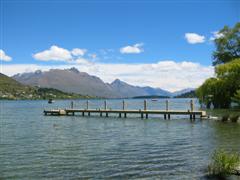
left=174, top=90, right=196, bottom=98
left=0, top=73, right=91, bottom=100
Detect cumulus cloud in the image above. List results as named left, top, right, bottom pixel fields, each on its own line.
left=120, top=43, right=144, bottom=54
left=209, top=31, right=224, bottom=41
left=0, top=49, right=12, bottom=61
left=71, top=48, right=87, bottom=56
left=33, top=45, right=92, bottom=64
left=185, top=33, right=205, bottom=44
left=33, top=45, right=72, bottom=61
left=1, top=60, right=214, bottom=92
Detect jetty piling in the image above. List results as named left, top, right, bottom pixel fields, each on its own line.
left=104, top=100, right=107, bottom=110
left=86, top=100, right=89, bottom=110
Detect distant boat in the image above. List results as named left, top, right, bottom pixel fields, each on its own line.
left=48, top=99, right=54, bottom=104
left=151, top=99, right=158, bottom=101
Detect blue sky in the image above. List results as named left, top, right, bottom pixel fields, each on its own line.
left=0, top=0, right=239, bottom=91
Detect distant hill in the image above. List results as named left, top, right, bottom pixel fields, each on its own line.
left=171, top=88, right=195, bottom=96
left=13, top=68, right=174, bottom=98
left=132, top=95, right=170, bottom=99
left=110, top=79, right=172, bottom=98
left=0, top=73, right=34, bottom=99
left=174, top=90, right=196, bottom=98
left=0, top=73, right=90, bottom=100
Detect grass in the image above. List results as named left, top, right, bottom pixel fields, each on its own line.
left=208, top=149, right=240, bottom=177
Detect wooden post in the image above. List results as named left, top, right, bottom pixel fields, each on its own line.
left=88, top=112, right=90, bottom=116
left=164, top=114, right=166, bottom=119
left=190, top=99, right=194, bottom=112
left=122, top=100, right=125, bottom=110
left=104, top=100, right=107, bottom=110
left=100, top=112, right=102, bottom=117
left=119, top=113, right=122, bottom=118
left=106, top=112, right=108, bottom=117
left=82, top=112, right=85, bottom=116
left=71, top=101, right=74, bottom=109
left=86, top=100, right=89, bottom=110
left=166, top=100, right=169, bottom=111
left=124, top=113, right=127, bottom=118
left=141, top=113, right=143, bottom=119
left=168, top=114, right=170, bottom=119
left=146, top=113, right=148, bottom=119
left=144, top=100, right=147, bottom=110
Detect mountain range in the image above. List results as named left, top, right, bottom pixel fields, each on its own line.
left=12, top=67, right=194, bottom=98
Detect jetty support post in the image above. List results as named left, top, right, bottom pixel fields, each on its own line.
left=71, top=101, right=74, bottom=109
left=104, top=100, right=107, bottom=110
left=86, top=100, right=89, bottom=110
left=190, top=99, right=194, bottom=111
left=166, top=100, right=169, bottom=111
left=190, top=99, right=194, bottom=120
left=122, top=100, right=125, bottom=110
left=165, top=100, right=169, bottom=119
left=144, top=100, right=147, bottom=111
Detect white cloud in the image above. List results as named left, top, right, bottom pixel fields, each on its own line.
left=33, top=45, right=72, bottom=61
left=88, top=53, right=97, bottom=59
left=185, top=33, right=205, bottom=44
left=120, top=43, right=144, bottom=54
left=1, top=60, right=214, bottom=92
left=74, top=58, right=93, bottom=65
left=210, top=31, right=224, bottom=41
left=71, top=48, right=87, bottom=56
left=0, top=49, right=12, bottom=61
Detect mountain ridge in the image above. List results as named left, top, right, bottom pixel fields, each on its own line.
left=12, top=68, right=194, bottom=98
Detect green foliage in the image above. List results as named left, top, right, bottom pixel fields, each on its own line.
left=208, top=149, right=240, bottom=176
left=35, top=88, right=90, bottom=99
left=197, top=58, right=240, bottom=108
left=213, top=22, right=240, bottom=65
left=232, top=89, right=240, bottom=105
left=197, top=22, right=240, bottom=109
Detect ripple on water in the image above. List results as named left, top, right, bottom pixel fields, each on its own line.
left=1, top=100, right=240, bottom=179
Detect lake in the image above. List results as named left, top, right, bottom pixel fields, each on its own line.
left=1, top=99, right=240, bottom=179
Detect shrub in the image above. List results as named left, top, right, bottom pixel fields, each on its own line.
left=208, top=150, right=240, bottom=177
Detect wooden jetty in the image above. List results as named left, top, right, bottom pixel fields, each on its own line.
left=44, top=100, right=207, bottom=120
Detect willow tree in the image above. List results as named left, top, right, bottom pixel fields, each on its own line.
left=213, top=23, right=240, bottom=65
left=232, top=90, right=240, bottom=106
left=197, top=59, right=240, bottom=108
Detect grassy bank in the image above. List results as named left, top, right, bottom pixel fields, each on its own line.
left=208, top=150, right=240, bottom=177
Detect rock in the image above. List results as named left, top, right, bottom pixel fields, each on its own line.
left=237, top=117, right=240, bottom=123
left=233, top=165, right=240, bottom=175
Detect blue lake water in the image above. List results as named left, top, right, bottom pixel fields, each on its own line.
left=0, top=99, right=240, bottom=179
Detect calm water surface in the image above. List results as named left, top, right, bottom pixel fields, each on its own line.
left=0, top=99, right=240, bottom=179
